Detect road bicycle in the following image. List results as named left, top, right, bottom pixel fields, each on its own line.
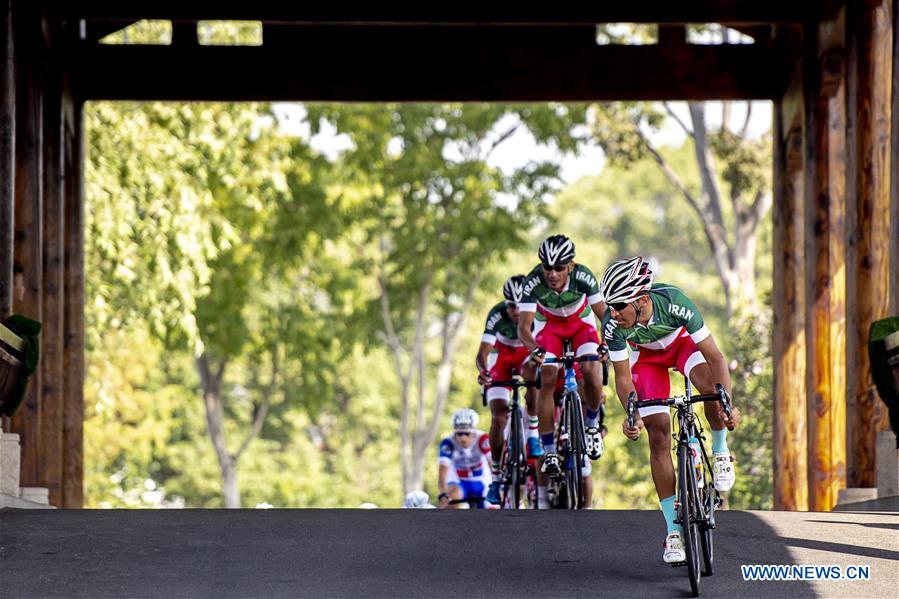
left=627, top=376, right=731, bottom=597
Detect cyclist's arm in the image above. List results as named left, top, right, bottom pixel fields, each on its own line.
left=475, top=341, right=494, bottom=374
left=695, top=334, right=732, bottom=399
left=437, top=462, right=451, bottom=496
left=517, top=310, right=539, bottom=352
left=611, top=358, right=637, bottom=410
left=590, top=300, right=607, bottom=322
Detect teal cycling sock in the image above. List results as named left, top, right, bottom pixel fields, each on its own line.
left=711, top=428, right=728, bottom=454
left=660, top=495, right=683, bottom=534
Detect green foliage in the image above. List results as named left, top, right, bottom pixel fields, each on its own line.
left=84, top=99, right=774, bottom=510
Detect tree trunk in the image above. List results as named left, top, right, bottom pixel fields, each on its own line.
left=196, top=353, right=242, bottom=508
left=221, top=460, right=239, bottom=509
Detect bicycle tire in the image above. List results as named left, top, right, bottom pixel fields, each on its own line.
left=678, top=442, right=701, bottom=596
left=568, top=395, right=583, bottom=509
left=570, top=391, right=587, bottom=509
left=699, top=457, right=714, bottom=575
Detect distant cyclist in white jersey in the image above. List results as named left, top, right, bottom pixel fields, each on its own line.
left=437, top=409, right=493, bottom=509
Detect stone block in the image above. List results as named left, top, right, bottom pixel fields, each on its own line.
left=876, top=430, right=899, bottom=498
left=0, top=431, right=21, bottom=496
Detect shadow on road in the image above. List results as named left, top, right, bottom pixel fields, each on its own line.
left=0, top=509, right=824, bottom=599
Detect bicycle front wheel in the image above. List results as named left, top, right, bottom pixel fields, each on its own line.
left=678, top=443, right=701, bottom=596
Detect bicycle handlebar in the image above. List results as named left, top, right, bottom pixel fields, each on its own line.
left=542, top=352, right=609, bottom=386
left=481, top=374, right=542, bottom=406
left=625, top=384, right=731, bottom=439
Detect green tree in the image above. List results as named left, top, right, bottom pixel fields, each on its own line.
left=308, top=103, right=588, bottom=492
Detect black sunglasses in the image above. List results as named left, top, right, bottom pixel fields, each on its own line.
left=454, top=431, right=473, bottom=437
left=609, top=302, right=631, bottom=312
left=542, top=263, right=568, bottom=272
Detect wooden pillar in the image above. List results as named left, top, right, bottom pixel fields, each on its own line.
left=891, top=0, right=899, bottom=315
left=806, top=17, right=848, bottom=512
left=773, top=100, right=809, bottom=511
left=11, top=1, right=43, bottom=486
left=846, top=0, right=894, bottom=489
left=40, top=24, right=65, bottom=508
left=0, top=0, right=13, bottom=322
left=62, top=90, right=84, bottom=508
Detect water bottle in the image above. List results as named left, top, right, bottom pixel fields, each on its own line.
left=689, top=436, right=704, bottom=489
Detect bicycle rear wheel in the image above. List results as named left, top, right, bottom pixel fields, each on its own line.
left=678, top=443, right=701, bottom=596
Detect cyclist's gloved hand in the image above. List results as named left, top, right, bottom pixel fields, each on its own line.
left=723, top=405, right=740, bottom=431
left=598, top=343, right=610, bottom=362
left=528, top=347, right=546, bottom=366
left=622, top=416, right=644, bottom=440
left=477, top=369, right=492, bottom=386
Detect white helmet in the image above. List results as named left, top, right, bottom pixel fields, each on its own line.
left=600, top=256, right=654, bottom=305
left=451, top=408, right=479, bottom=431
left=538, top=234, right=575, bottom=266
left=502, top=274, right=526, bottom=304
left=402, top=490, right=434, bottom=509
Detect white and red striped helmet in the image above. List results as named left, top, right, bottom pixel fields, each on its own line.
left=600, top=256, right=654, bottom=304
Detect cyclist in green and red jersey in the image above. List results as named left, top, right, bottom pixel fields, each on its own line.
left=517, top=234, right=608, bottom=480
left=600, top=256, right=740, bottom=564
left=475, top=275, right=544, bottom=505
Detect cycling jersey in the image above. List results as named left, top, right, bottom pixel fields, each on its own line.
left=481, top=301, right=523, bottom=347
left=601, top=284, right=710, bottom=362
left=438, top=430, right=491, bottom=480
left=520, top=263, right=604, bottom=320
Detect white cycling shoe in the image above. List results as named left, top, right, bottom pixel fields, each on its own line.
left=663, top=531, right=686, bottom=564
left=712, top=452, right=736, bottom=492
left=585, top=426, right=604, bottom=460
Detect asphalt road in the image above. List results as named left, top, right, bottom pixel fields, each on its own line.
left=1, top=508, right=897, bottom=598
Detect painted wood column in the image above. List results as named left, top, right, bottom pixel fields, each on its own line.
left=773, top=100, right=809, bottom=511
left=846, top=0, right=894, bottom=489
left=805, top=17, right=848, bottom=512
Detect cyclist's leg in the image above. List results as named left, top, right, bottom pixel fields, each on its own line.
left=535, top=323, right=564, bottom=454
left=486, top=350, right=514, bottom=479
left=572, top=313, right=604, bottom=419
left=462, top=478, right=487, bottom=509
left=633, top=354, right=681, bottom=531
left=677, top=337, right=735, bottom=490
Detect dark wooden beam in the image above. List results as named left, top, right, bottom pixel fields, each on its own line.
left=0, top=0, right=13, bottom=320
left=66, top=1, right=824, bottom=24
left=40, top=50, right=64, bottom=508
left=846, top=0, right=893, bottom=489
left=11, top=0, right=43, bottom=487
left=76, top=42, right=789, bottom=101
left=61, top=88, right=83, bottom=509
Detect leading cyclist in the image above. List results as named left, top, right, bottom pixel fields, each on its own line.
left=599, top=256, right=739, bottom=563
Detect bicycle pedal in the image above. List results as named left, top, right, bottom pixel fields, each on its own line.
left=669, top=561, right=687, bottom=568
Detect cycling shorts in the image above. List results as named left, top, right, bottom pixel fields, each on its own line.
left=486, top=343, right=532, bottom=404
left=534, top=312, right=600, bottom=364
left=630, top=330, right=707, bottom=418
